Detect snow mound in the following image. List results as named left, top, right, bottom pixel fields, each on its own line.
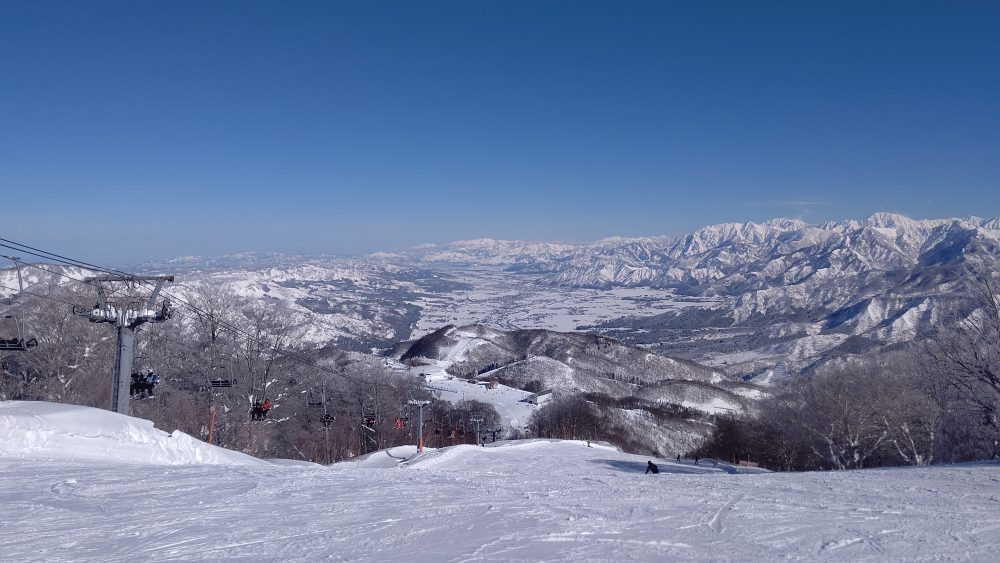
left=0, top=401, right=268, bottom=466
left=351, top=445, right=422, bottom=468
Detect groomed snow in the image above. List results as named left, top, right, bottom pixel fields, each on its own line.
left=2, top=401, right=1000, bottom=561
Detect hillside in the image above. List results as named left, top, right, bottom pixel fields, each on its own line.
left=395, top=324, right=755, bottom=407
left=392, top=324, right=762, bottom=454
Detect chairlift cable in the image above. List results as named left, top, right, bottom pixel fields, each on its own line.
left=0, top=238, right=132, bottom=278
left=0, top=283, right=86, bottom=308
left=0, top=251, right=133, bottom=301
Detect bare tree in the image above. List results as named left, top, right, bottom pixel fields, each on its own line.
left=789, top=367, right=890, bottom=470
left=878, top=365, right=941, bottom=465
left=528, top=395, right=602, bottom=442
left=929, top=273, right=1000, bottom=433
left=3, top=284, right=112, bottom=406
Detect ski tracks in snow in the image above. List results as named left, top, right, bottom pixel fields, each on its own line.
left=3, top=449, right=1000, bottom=561
left=706, top=494, right=744, bottom=534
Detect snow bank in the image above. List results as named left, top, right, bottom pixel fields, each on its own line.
left=0, top=401, right=267, bottom=466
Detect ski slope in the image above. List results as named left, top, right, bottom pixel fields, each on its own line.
left=396, top=361, right=539, bottom=431
left=2, top=401, right=1000, bottom=561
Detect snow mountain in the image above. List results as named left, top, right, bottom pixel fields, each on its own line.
left=398, top=213, right=999, bottom=375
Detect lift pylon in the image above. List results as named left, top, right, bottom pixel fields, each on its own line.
left=408, top=399, right=432, bottom=452
left=75, top=274, right=175, bottom=414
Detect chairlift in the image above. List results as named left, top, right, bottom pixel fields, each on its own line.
left=306, top=389, right=326, bottom=408
left=130, top=369, right=161, bottom=399
left=0, top=258, right=37, bottom=352
left=250, top=398, right=272, bottom=421
left=361, top=398, right=377, bottom=429
left=321, top=413, right=334, bottom=428
left=210, top=378, right=235, bottom=388
left=0, top=313, right=37, bottom=351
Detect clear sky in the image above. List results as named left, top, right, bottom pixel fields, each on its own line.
left=2, top=1, right=999, bottom=263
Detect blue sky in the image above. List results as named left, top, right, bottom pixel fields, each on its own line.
left=2, top=1, right=998, bottom=263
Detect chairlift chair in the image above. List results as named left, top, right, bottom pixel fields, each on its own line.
left=0, top=314, right=37, bottom=351
left=210, top=378, right=235, bottom=388
left=306, top=389, right=325, bottom=408
left=0, top=258, right=38, bottom=352
left=361, top=398, right=377, bottom=429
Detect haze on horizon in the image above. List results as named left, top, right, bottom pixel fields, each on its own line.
left=2, top=1, right=998, bottom=264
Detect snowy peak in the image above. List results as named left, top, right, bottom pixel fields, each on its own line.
left=863, top=211, right=930, bottom=230
left=400, top=213, right=1000, bottom=273
left=410, top=239, right=577, bottom=265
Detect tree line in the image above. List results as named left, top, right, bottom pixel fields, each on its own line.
left=696, top=277, right=1000, bottom=470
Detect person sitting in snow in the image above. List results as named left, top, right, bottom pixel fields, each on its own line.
left=645, top=461, right=659, bottom=474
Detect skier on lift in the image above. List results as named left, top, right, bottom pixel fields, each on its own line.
left=145, top=370, right=160, bottom=397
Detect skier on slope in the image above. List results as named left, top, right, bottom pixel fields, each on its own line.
left=645, top=461, right=659, bottom=474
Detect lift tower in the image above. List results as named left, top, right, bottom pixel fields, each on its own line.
left=77, top=275, right=175, bottom=414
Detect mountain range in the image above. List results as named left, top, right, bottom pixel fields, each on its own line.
left=6, top=213, right=997, bottom=377
left=391, top=212, right=1000, bottom=375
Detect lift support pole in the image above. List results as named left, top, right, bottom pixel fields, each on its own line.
left=111, top=325, right=136, bottom=415
left=408, top=399, right=431, bottom=452
left=76, top=275, right=175, bottom=415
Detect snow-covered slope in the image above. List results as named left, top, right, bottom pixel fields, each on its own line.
left=0, top=401, right=267, bottom=465
left=2, top=403, right=998, bottom=562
